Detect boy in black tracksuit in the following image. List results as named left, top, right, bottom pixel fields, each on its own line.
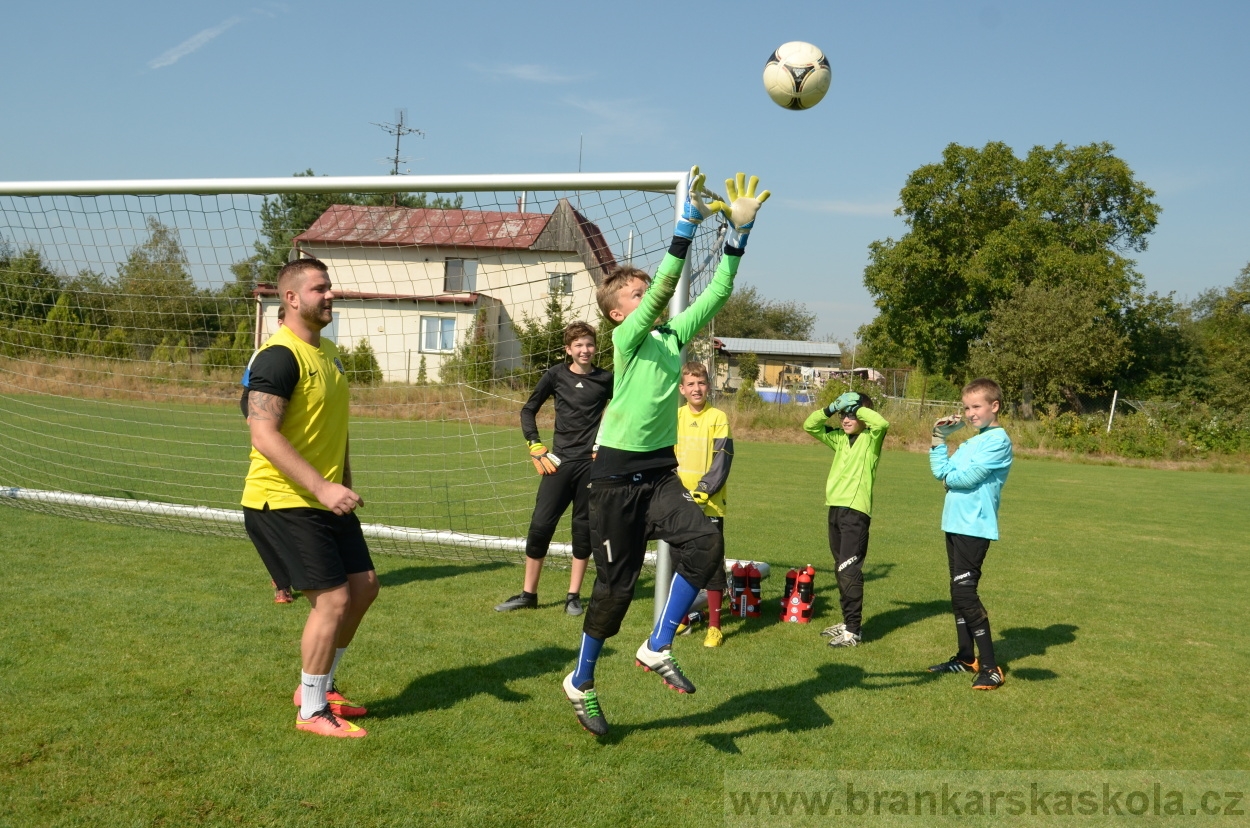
left=495, top=321, right=612, bottom=616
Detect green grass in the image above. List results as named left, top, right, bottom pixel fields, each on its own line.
left=1, top=444, right=1247, bottom=827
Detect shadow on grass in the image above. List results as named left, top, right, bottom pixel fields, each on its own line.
left=863, top=562, right=896, bottom=583
left=861, top=599, right=952, bottom=642
left=612, top=664, right=938, bottom=751
left=367, top=645, right=576, bottom=719
left=378, top=561, right=509, bottom=588
left=998, top=624, right=1078, bottom=680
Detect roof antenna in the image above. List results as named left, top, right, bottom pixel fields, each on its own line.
left=373, top=108, right=424, bottom=205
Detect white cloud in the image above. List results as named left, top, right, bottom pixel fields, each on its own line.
left=472, top=63, right=579, bottom=84
left=148, top=16, right=243, bottom=69
left=780, top=198, right=899, bottom=218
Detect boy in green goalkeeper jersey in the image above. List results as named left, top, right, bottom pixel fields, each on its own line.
left=562, top=167, right=769, bottom=736
left=804, top=391, right=889, bottom=648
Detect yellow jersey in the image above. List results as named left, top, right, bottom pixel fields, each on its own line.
left=675, top=403, right=732, bottom=517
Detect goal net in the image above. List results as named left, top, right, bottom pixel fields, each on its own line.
left=0, top=172, right=727, bottom=562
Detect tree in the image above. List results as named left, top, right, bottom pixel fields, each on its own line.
left=714, top=285, right=816, bottom=340
left=515, top=294, right=570, bottom=382
left=340, top=338, right=382, bottom=385
left=439, top=309, right=494, bottom=386
left=114, top=218, right=201, bottom=347
left=246, top=170, right=464, bottom=283
left=969, top=280, right=1129, bottom=413
left=0, top=247, right=61, bottom=323
left=1187, top=265, right=1250, bottom=411
left=863, top=141, right=1160, bottom=378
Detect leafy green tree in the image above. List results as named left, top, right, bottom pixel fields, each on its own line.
left=714, top=285, right=816, bottom=340
left=1188, top=265, right=1250, bottom=411
left=416, top=355, right=428, bottom=385
left=439, top=310, right=494, bottom=386
left=970, top=280, right=1129, bottom=412
left=863, top=141, right=1160, bottom=378
left=515, top=294, right=570, bottom=381
left=341, top=338, right=382, bottom=385
left=0, top=247, right=61, bottom=323
left=115, top=218, right=201, bottom=347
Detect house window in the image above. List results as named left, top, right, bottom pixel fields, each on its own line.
left=444, top=259, right=478, bottom=292
left=548, top=272, right=573, bottom=295
left=421, top=316, right=456, bottom=352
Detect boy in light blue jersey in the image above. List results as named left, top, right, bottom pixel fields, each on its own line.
left=927, top=377, right=1013, bottom=690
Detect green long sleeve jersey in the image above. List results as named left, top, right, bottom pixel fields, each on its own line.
left=803, top=405, right=889, bottom=516
left=595, top=250, right=741, bottom=453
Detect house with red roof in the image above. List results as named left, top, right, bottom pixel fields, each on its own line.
left=253, top=199, right=616, bottom=382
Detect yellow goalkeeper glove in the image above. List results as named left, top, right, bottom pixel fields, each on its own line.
left=690, top=490, right=710, bottom=507
left=528, top=441, right=560, bottom=475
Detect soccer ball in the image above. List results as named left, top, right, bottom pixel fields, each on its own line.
left=762, top=42, right=831, bottom=110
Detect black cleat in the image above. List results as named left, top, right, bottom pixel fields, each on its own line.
left=563, top=672, right=608, bottom=735
left=564, top=594, right=583, bottom=616
left=635, top=641, right=696, bottom=694
left=928, top=655, right=980, bottom=674
left=972, top=665, right=1005, bottom=690
left=494, top=592, right=538, bottom=612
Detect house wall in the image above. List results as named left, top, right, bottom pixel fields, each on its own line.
left=297, top=244, right=600, bottom=370
left=717, top=352, right=842, bottom=390
left=257, top=296, right=502, bottom=384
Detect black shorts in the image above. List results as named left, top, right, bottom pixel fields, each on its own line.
left=243, top=505, right=374, bottom=592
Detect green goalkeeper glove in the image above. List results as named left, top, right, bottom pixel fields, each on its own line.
left=931, top=415, right=964, bottom=447
left=721, top=172, right=770, bottom=250
left=690, top=490, right=710, bottom=507
left=528, top=441, right=560, bottom=475
left=828, top=392, right=861, bottom=416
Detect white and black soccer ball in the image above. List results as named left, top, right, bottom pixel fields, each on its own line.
left=762, top=41, right=831, bottom=110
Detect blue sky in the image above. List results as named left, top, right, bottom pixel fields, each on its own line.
left=2, top=1, right=1246, bottom=341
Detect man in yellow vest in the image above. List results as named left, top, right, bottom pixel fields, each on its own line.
left=241, top=258, right=377, bottom=738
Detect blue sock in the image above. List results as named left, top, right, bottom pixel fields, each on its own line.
left=649, top=574, right=700, bottom=651
left=571, top=633, right=604, bottom=689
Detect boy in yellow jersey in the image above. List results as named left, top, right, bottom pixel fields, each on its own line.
left=803, top=391, right=889, bottom=648
left=242, top=258, right=378, bottom=738
left=674, top=361, right=732, bottom=647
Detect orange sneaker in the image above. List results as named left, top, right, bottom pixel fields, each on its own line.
left=293, top=684, right=367, bottom=718
left=271, top=581, right=294, bottom=604
left=295, top=706, right=366, bottom=738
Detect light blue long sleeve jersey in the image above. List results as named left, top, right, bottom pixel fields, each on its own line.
left=929, top=426, right=1013, bottom=541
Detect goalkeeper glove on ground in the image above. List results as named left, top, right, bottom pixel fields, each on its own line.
left=528, top=441, right=560, bottom=475
left=674, top=166, right=725, bottom=240
left=690, top=490, right=710, bottom=507
left=931, top=415, right=964, bottom=447
left=722, top=172, right=771, bottom=250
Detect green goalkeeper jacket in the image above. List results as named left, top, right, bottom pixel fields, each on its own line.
left=595, top=250, right=740, bottom=453
left=803, top=405, right=889, bottom=517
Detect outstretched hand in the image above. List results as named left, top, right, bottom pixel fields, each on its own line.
left=722, top=172, right=770, bottom=249
left=675, top=165, right=726, bottom=239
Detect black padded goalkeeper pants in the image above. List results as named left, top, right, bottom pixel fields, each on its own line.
left=525, top=459, right=592, bottom=561
left=582, top=469, right=723, bottom=640
left=827, top=506, right=871, bottom=635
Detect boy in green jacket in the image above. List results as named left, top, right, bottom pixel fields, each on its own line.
left=803, top=391, right=889, bottom=647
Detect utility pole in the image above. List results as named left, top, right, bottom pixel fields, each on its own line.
left=373, top=109, right=424, bottom=205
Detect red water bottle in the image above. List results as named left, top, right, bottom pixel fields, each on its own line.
left=746, top=563, right=762, bottom=618
left=797, top=565, right=814, bottom=622
left=731, top=563, right=746, bottom=616
left=781, top=568, right=798, bottom=618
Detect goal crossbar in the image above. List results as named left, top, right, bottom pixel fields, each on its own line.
left=0, top=172, right=687, bottom=197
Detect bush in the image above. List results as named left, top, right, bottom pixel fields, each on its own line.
left=339, top=338, right=382, bottom=385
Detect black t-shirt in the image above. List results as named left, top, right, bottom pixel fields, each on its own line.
left=240, top=345, right=300, bottom=416
left=519, top=363, right=613, bottom=461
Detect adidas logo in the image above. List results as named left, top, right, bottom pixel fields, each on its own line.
left=575, top=382, right=584, bottom=388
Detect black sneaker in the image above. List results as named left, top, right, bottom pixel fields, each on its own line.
left=564, top=594, right=583, bottom=616
left=927, top=655, right=979, bottom=674
left=635, top=641, right=696, bottom=694
left=494, top=592, right=537, bottom=612
left=562, top=672, right=608, bottom=735
left=972, top=665, right=1005, bottom=690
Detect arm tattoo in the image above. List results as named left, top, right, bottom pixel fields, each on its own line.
left=247, top=391, right=288, bottom=426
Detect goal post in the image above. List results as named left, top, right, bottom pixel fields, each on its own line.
left=0, top=171, right=728, bottom=574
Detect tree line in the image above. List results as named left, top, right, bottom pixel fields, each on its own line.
left=856, top=140, right=1248, bottom=418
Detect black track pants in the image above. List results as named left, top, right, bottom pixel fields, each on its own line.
left=827, top=506, right=871, bottom=634
left=525, top=459, right=592, bottom=561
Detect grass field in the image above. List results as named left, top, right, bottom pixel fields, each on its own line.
left=2, top=443, right=1247, bottom=827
